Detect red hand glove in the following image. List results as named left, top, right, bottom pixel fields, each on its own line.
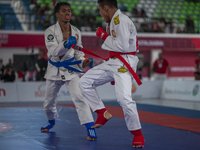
left=96, top=27, right=109, bottom=41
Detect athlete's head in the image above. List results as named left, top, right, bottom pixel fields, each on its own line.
left=54, top=2, right=71, bottom=23
left=97, top=0, right=118, bottom=23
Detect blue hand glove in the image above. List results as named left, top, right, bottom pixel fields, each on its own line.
left=64, top=36, right=77, bottom=48
left=89, top=58, right=93, bottom=68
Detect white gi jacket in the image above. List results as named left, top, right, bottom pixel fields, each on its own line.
left=44, top=22, right=85, bottom=81
left=102, top=9, right=139, bottom=68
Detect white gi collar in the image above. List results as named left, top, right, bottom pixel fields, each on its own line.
left=112, top=9, right=121, bottom=20
left=55, top=21, right=75, bottom=42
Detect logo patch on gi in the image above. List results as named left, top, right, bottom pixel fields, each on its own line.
left=47, top=34, right=54, bottom=41
left=112, top=30, right=116, bottom=37
left=75, top=34, right=79, bottom=40
left=118, top=66, right=127, bottom=73
left=114, top=15, right=120, bottom=25
left=61, top=75, right=65, bottom=80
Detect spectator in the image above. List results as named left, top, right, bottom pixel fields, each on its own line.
left=165, top=19, right=173, bottom=33
left=1, top=65, right=16, bottom=82
left=194, top=52, right=200, bottom=80
left=134, top=20, right=141, bottom=32
left=0, top=59, right=5, bottom=79
left=141, top=18, right=150, bottom=32
left=87, top=9, right=96, bottom=21
left=119, top=0, right=127, bottom=11
left=71, top=15, right=82, bottom=29
left=35, top=14, right=45, bottom=29
left=39, top=3, right=50, bottom=17
left=185, top=15, right=195, bottom=33
left=140, top=6, right=147, bottom=18
left=88, top=17, right=96, bottom=31
left=132, top=5, right=138, bottom=17
left=6, top=58, right=13, bottom=68
left=152, top=52, right=171, bottom=80
left=151, top=19, right=160, bottom=32
left=158, top=20, right=165, bottom=32
left=35, top=50, right=48, bottom=81
left=43, top=15, right=51, bottom=30
left=177, top=21, right=185, bottom=33
left=81, top=18, right=92, bottom=32
left=159, top=13, right=166, bottom=25
left=80, top=8, right=86, bottom=19
left=30, top=0, right=40, bottom=14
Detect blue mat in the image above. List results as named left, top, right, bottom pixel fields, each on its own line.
left=0, top=105, right=200, bottom=150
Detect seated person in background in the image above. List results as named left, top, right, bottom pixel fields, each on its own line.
left=152, top=52, right=171, bottom=80
left=132, top=5, right=138, bottom=17
left=35, top=50, right=48, bottom=81
left=194, top=52, right=200, bottom=80
left=0, top=59, right=5, bottom=79
left=1, top=65, right=16, bottom=82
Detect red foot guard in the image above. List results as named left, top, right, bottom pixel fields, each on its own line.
left=131, top=129, right=145, bottom=148
left=132, top=135, right=145, bottom=148
left=92, top=108, right=112, bottom=128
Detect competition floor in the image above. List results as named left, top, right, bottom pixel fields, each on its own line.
left=0, top=100, right=200, bottom=150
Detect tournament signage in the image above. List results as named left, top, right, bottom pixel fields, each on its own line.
left=0, top=83, right=18, bottom=102
left=0, top=31, right=200, bottom=50
left=161, top=81, right=200, bottom=101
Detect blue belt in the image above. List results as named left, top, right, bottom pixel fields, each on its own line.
left=49, top=57, right=84, bottom=73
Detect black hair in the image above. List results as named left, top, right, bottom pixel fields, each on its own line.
left=54, top=2, right=71, bottom=14
left=97, top=0, right=118, bottom=9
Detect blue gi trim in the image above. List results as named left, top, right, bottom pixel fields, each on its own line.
left=49, top=57, right=84, bottom=73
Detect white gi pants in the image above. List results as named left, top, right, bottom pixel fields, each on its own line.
left=44, top=76, right=94, bottom=125
left=78, top=61, right=141, bottom=131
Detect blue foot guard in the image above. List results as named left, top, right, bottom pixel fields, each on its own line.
left=85, top=122, right=97, bottom=140
left=41, top=119, right=55, bottom=132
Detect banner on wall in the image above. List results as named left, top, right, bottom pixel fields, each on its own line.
left=0, top=83, right=18, bottom=102
left=1, top=32, right=200, bottom=50
left=161, top=81, right=200, bottom=101
left=0, top=80, right=199, bottom=103
left=131, top=80, right=163, bottom=99
left=15, top=82, right=117, bottom=102
left=17, top=82, right=72, bottom=102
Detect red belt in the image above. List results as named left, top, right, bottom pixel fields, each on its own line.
left=71, top=44, right=142, bottom=86
left=109, top=51, right=142, bottom=86
left=109, top=51, right=135, bottom=58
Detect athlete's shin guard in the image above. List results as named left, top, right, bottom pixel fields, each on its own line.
left=85, top=122, right=97, bottom=140
left=41, top=119, right=55, bottom=132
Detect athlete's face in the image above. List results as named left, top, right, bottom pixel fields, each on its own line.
left=98, top=4, right=110, bottom=23
left=56, top=5, right=71, bottom=23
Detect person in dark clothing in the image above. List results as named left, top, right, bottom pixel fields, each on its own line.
left=0, top=59, right=5, bottom=79
left=1, top=65, right=16, bottom=82
left=185, top=15, right=195, bottom=33
left=140, top=6, right=147, bottom=18
left=35, top=50, right=48, bottom=81
left=132, top=5, right=138, bottom=17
